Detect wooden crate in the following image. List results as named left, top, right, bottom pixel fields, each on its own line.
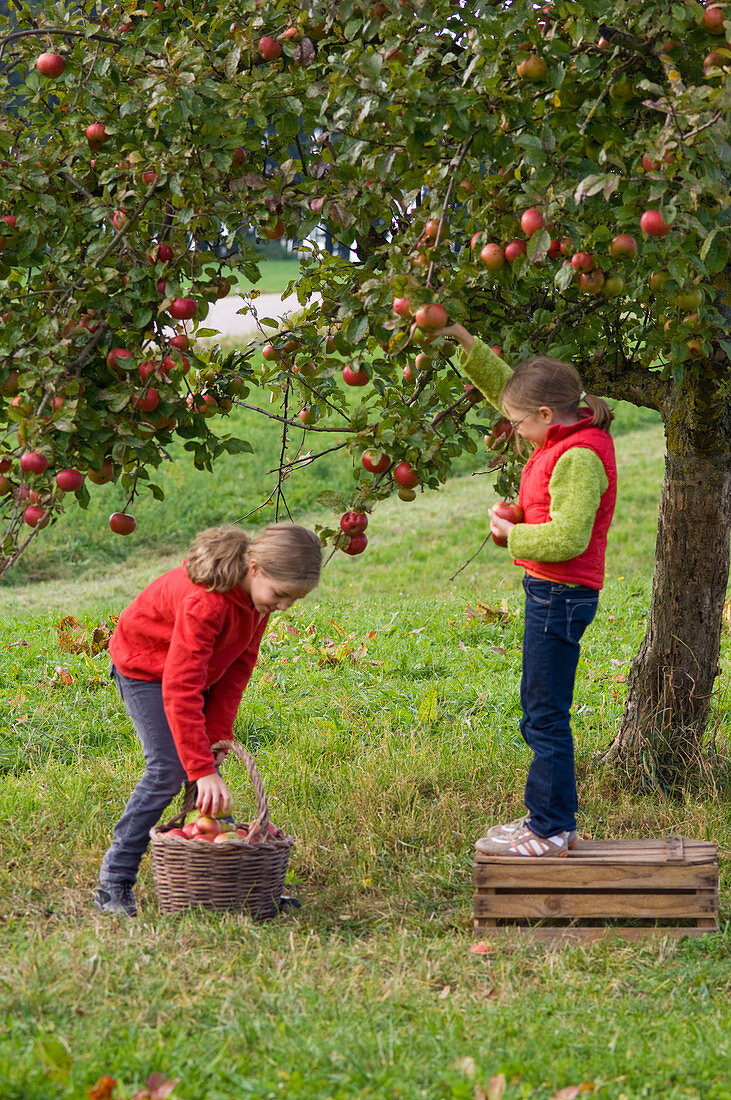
left=473, top=836, right=719, bottom=944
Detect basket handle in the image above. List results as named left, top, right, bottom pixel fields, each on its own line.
left=174, top=740, right=271, bottom=834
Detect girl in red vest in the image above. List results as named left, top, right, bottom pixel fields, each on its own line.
left=95, top=522, right=322, bottom=915
left=444, top=324, right=617, bottom=856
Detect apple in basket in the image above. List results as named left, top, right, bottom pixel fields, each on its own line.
left=192, top=815, right=221, bottom=837
left=166, top=828, right=187, bottom=839
left=213, top=832, right=240, bottom=844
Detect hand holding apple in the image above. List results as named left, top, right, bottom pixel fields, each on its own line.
left=489, top=500, right=524, bottom=547
left=195, top=771, right=231, bottom=818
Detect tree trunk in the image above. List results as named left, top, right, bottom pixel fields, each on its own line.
left=606, top=411, right=731, bottom=789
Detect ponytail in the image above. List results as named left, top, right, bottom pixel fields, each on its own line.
left=583, top=393, right=614, bottom=432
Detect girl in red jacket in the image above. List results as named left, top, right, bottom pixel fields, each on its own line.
left=95, top=522, right=322, bottom=915
left=445, top=325, right=617, bottom=857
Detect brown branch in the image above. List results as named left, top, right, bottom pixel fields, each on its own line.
left=448, top=532, right=491, bottom=583
left=426, top=133, right=476, bottom=290
left=233, top=400, right=351, bottom=432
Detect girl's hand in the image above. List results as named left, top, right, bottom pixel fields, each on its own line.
left=430, top=322, right=474, bottom=354
left=488, top=507, right=516, bottom=544
left=196, top=772, right=231, bottom=818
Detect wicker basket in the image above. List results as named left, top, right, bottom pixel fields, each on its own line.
left=149, top=740, right=294, bottom=919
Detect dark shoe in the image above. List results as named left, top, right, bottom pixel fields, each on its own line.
left=94, top=881, right=137, bottom=916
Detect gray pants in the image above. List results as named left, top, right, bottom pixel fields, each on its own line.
left=99, top=665, right=187, bottom=884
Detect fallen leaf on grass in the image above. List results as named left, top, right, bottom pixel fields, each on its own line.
left=55, top=614, right=117, bottom=656
left=88, top=1076, right=117, bottom=1100
left=131, top=1073, right=180, bottom=1100
left=53, top=665, right=73, bottom=686
left=4, top=638, right=29, bottom=649
left=548, top=1086, right=594, bottom=1099
left=475, top=1072, right=505, bottom=1100
left=465, top=600, right=513, bottom=625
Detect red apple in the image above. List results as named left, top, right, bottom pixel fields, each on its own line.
left=36, top=53, right=66, bottom=78
left=480, top=243, right=505, bottom=272
left=520, top=207, right=544, bottom=236
left=491, top=500, right=524, bottom=546
left=414, top=303, right=448, bottom=330
left=232, top=147, right=246, bottom=165
left=87, top=459, right=114, bottom=485
left=55, top=468, right=84, bottom=492
left=608, top=234, right=638, bottom=259
left=516, top=54, right=548, bottom=81
left=86, top=122, right=108, bottom=150
left=686, top=338, right=705, bottom=358
left=134, top=388, right=160, bottom=412
left=470, top=231, right=484, bottom=251
left=640, top=210, right=670, bottom=237
left=109, top=512, right=137, bottom=535
left=258, top=35, right=282, bottom=60
left=193, top=815, right=222, bottom=837
left=24, top=504, right=49, bottom=528
left=141, top=169, right=158, bottom=185
left=20, top=451, right=49, bottom=475
left=547, top=238, right=562, bottom=258
left=169, top=333, right=190, bottom=351
left=484, top=416, right=514, bottom=449
left=464, top=384, right=483, bottom=404
left=702, top=5, right=726, bottom=33
left=147, top=242, right=174, bottom=263
left=342, top=364, right=369, bottom=386
left=165, top=828, right=188, bottom=839
left=342, top=533, right=368, bottom=555
left=106, top=348, right=134, bottom=371
left=168, top=297, right=197, bottom=320
left=580, top=268, right=605, bottom=294
left=393, top=461, right=418, bottom=489
left=423, top=218, right=441, bottom=239
left=361, top=450, right=391, bottom=474
left=392, top=296, right=413, bottom=318
left=571, top=252, right=595, bottom=272
left=504, top=240, right=527, bottom=264
left=340, top=511, right=368, bottom=535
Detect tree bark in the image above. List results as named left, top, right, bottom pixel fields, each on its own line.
left=604, top=374, right=731, bottom=788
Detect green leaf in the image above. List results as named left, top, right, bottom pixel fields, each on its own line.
left=221, top=438, right=254, bottom=454
left=527, top=228, right=551, bottom=264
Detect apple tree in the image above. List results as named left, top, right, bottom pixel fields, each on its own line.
left=1, top=0, right=730, bottom=786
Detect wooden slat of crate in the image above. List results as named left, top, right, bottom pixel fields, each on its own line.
left=473, top=836, right=719, bottom=941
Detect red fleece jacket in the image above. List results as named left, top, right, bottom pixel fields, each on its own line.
left=108, top=566, right=269, bottom=781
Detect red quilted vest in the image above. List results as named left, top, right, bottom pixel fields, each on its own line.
left=515, top=413, right=617, bottom=590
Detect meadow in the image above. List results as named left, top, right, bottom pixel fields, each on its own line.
left=0, top=363, right=729, bottom=1099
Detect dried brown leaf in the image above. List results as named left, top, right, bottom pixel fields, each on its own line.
left=88, top=1077, right=117, bottom=1100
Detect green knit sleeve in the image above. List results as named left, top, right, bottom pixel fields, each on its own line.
left=459, top=339, right=513, bottom=410
left=507, top=447, right=609, bottom=562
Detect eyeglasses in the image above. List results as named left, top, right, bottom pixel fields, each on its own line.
left=508, top=413, right=532, bottom=430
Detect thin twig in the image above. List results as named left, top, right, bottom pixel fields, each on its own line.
left=448, top=533, right=492, bottom=583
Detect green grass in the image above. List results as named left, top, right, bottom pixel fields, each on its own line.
left=0, top=398, right=729, bottom=1100
left=225, top=256, right=302, bottom=295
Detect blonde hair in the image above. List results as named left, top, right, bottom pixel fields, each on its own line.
left=502, top=356, right=614, bottom=433
left=185, top=522, right=322, bottom=593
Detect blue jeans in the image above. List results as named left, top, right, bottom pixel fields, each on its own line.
left=99, top=665, right=187, bottom=884
left=520, top=574, right=599, bottom=837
